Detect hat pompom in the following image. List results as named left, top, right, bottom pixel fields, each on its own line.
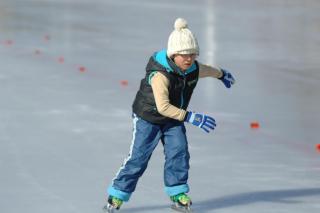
left=167, top=18, right=199, bottom=58
left=174, top=18, right=188, bottom=30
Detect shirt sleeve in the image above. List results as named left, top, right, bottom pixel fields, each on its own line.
left=150, top=72, right=187, bottom=121
left=198, top=63, right=223, bottom=78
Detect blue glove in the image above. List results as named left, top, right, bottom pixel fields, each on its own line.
left=219, top=68, right=235, bottom=88
left=185, top=111, right=216, bottom=133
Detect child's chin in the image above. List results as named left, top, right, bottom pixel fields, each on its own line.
left=183, top=65, right=191, bottom=70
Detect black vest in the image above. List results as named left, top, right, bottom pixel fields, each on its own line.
left=132, top=54, right=199, bottom=124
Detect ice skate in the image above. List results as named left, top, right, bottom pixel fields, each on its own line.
left=170, top=193, right=193, bottom=212
left=102, top=196, right=123, bottom=213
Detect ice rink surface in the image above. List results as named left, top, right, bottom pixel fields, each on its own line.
left=1, top=0, right=320, bottom=212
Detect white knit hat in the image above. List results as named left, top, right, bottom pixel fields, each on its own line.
left=167, top=18, right=199, bottom=58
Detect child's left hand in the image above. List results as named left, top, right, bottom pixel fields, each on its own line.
left=185, top=111, right=216, bottom=133
left=219, top=69, right=235, bottom=88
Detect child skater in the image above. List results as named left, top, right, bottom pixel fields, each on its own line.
left=104, top=17, right=235, bottom=212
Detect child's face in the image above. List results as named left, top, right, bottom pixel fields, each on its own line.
left=173, top=54, right=197, bottom=71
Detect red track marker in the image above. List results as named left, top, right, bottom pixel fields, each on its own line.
left=34, top=49, right=41, bottom=55
left=44, top=35, right=51, bottom=41
left=4, top=40, right=13, bottom=46
left=120, top=80, right=128, bottom=86
left=250, top=122, right=260, bottom=129
left=79, top=66, right=86, bottom=72
left=58, top=57, right=65, bottom=63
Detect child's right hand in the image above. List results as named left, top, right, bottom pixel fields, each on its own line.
left=218, top=68, right=236, bottom=88
left=184, top=111, right=216, bottom=133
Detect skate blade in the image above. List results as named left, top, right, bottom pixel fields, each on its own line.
left=171, top=203, right=193, bottom=213
left=102, top=203, right=115, bottom=213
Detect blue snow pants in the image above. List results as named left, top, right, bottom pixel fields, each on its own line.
left=107, top=114, right=190, bottom=201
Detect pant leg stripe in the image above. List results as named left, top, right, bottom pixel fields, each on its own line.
left=112, top=114, right=139, bottom=183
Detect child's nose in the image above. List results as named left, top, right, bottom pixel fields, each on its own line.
left=186, top=56, right=192, bottom=61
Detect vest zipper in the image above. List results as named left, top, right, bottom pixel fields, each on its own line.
left=180, top=75, right=186, bottom=108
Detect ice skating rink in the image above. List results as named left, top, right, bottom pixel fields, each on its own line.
left=1, top=0, right=320, bottom=212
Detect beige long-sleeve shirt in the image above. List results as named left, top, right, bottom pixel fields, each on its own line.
left=150, top=63, right=223, bottom=121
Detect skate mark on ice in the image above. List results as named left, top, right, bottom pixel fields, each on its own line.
left=193, top=188, right=320, bottom=212
left=119, top=204, right=169, bottom=212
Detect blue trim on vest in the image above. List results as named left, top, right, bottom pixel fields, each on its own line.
left=107, top=186, right=131, bottom=202
left=154, top=49, right=197, bottom=76
left=148, top=71, right=158, bottom=85
left=185, top=63, right=197, bottom=75
left=165, top=184, right=190, bottom=196
left=154, top=49, right=173, bottom=72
